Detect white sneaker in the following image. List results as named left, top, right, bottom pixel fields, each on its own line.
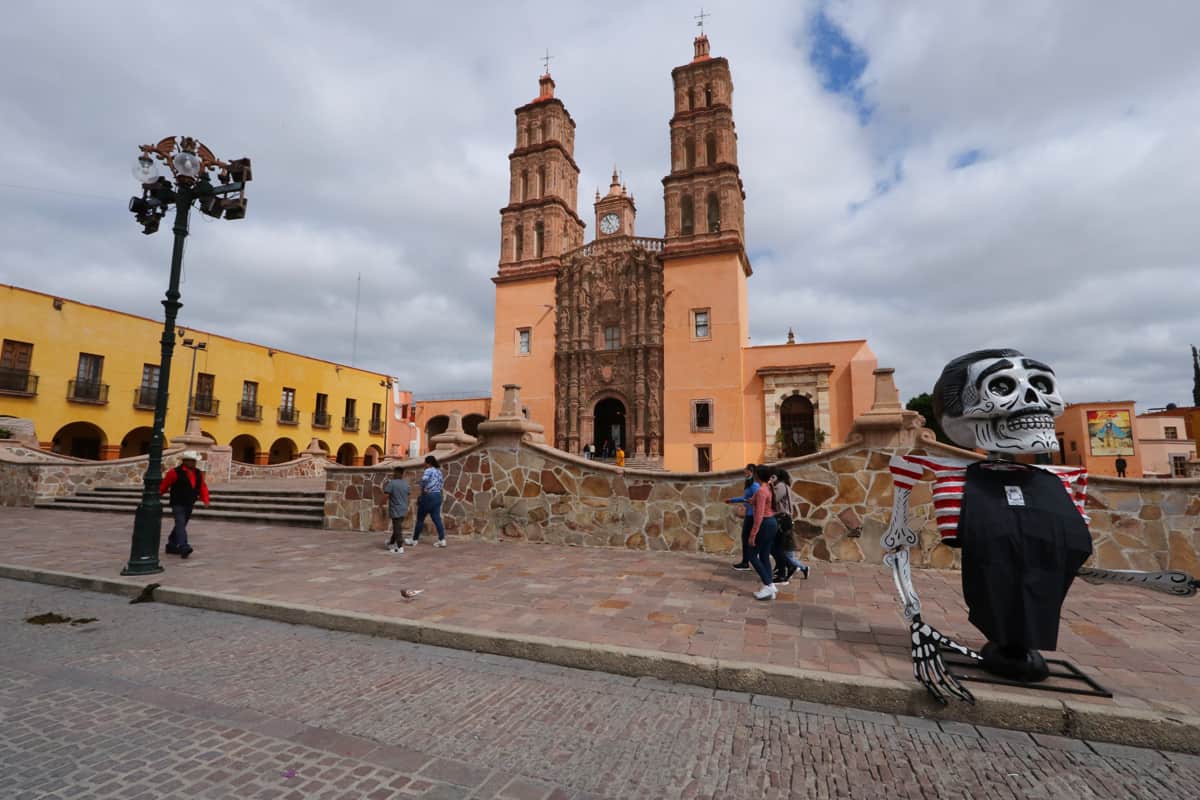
left=403, top=538, right=416, bottom=546
left=392, top=546, right=404, bottom=555
left=434, top=539, right=447, bottom=548
left=753, top=584, right=776, bottom=601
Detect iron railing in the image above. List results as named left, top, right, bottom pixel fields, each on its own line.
left=0, top=368, right=38, bottom=395
left=312, top=411, right=331, bottom=428
left=237, top=402, right=262, bottom=421
left=133, top=386, right=157, bottom=409
left=564, top=235, right=665, bottom=259
left=278, top=406, right=300, bottom=424
left=68, top=379, right=108, bottom=404
left=342, top=415, right=359, bottom=432
left=369, top=418, right=385, bottom=435
left=192, top=395, right=219, bottom=416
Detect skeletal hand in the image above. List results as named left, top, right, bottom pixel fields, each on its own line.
left=909, top=616, right=981, bottom=705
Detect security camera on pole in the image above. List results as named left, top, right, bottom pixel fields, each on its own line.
left=121, top=136, right=252, bottom=576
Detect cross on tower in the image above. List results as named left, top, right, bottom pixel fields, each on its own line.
left=541, top=48, right=553, bottom=74
left=695, top=7, right=710, bottom=33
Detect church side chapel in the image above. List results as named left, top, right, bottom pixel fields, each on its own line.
left=488, top=32, right=879, bottom=472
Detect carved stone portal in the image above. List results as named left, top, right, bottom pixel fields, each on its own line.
left=554, top=238, right=664, bottom=458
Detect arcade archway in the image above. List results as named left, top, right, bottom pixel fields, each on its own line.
left=230, top=434, right=260, bottom=464
left=52, top=421, right=106, bottom=460
left=336, top=442, right=358, bottom=465
left=119, top=426, right=154, bottom=458
left=268, top=437, right=298, bottom=464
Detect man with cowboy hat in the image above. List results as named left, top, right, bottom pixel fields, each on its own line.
left=159, top=450, right=210, bottom=558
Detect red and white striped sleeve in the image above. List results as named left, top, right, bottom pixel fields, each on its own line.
left=889, top=454, right=971, bottom=546
left=1047, top=466, right=1089, bottom=522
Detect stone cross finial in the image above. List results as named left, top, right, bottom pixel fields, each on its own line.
left=541, top=48, right=553, bottom=75
left=787, top=327, right=795, bottom=344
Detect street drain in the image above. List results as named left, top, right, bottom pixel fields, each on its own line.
left=25, top=613, right=98, bottom=626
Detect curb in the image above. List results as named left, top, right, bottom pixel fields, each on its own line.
left=4, top=562, right=1197, bottom=755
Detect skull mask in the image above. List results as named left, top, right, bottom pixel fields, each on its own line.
left=932, top=349, right=1065, bottom=455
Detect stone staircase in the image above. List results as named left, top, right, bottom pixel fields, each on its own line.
left=592, top=455, right=666, bottom=471
left=34, top=486, right=325, bottom=528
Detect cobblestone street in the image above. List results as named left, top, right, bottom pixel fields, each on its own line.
left=1, top=508, right=1197, bottom=720
left=4, top=579, right=1199, bottom=799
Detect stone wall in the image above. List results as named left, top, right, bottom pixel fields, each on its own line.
left=1, top=447, right=189, bottom=505
left=230, top=454, right=328, bottom=480
left=323, top=439, right=1200, bottom=573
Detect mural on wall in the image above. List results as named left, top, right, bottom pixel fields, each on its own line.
left=1087, top=409, right=1134, bottom=456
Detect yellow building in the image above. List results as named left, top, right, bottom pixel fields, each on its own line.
left=0, top=284, right=390, bottom=465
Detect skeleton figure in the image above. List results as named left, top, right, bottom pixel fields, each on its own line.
left=883, top=348, right=1198, bottom=704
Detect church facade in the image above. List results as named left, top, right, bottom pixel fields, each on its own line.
left=489, top=34, right=878, bottom=472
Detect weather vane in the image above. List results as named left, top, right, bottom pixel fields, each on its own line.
left=695, top=7, right=710, bottom=33
left=541, top=48, right=553, bottom=74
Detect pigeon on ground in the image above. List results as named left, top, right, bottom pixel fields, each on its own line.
left=129, top=583, right=161, bottom=604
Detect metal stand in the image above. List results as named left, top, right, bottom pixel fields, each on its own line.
left=940, top=649, right=1112, bottom=698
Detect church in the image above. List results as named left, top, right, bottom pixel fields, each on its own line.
left=483, top=33, right=879, bottom=472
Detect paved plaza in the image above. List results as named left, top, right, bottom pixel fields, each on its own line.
left=4, top=579, right=1199, bottom=799
left=1, top=508, right=1197, bottom=722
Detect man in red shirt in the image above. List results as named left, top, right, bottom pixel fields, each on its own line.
left=160, top=450, right=210, bottom=558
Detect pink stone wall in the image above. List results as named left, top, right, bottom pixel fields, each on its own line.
left=323, top=440, right=1200, bottom=572
left=230, top=455, right=328, bottom=480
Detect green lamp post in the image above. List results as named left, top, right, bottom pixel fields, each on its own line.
left=121, top=136, right=252, bottom=576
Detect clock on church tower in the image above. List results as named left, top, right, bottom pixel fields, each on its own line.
left=593, top=167, right=635, bottom=237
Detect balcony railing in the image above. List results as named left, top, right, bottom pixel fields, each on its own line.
left=342, top=415, right=359, bottom=432
left=278, top=406, right=300, bottom=424
left=237, top=402, right=262, bottom=421
left=0, top=368, right=38, bottom=396
left=369, top=418, right=385, bottom=435
left=133, top=386, right=158, bottom=409
left=192, top=395, right=219, bottom=416
left=68, top=379, right=108, bottom=404
left=312, top=411, right=331, bottom=428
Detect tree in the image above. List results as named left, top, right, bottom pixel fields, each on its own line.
left=1193, top=345, right=1200, bottom=407
left=906, top=393, right=951, bottom=444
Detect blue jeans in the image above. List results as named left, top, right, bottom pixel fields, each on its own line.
left=748, top=516, right=778, bottom=586
left=167, top=505, right=193, bottom=551
left=413, top=492, right=445, bottom=541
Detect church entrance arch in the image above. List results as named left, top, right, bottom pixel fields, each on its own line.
left=593, top=397, right=626, bottom=456
left=780, top=395, right=816, bottom=457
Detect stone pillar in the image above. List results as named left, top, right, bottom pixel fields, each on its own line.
left=848, top=368, right=924, bottom=448
left=477, top=385, right=546, bottom=449
left=351, top=456, right=365, bottom=466
left=100, top=445, right=121, bottom=460
left=254, top=452, right=269, bottom=465
left=303, top=438, right=329, bottom=457
left=430, top=410, right=478, bottom=458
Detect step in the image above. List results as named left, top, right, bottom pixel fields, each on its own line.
left=90, top=487, right=324, bottom=501
left=74, top=490, right=323, bottom=508
left=47, top=498, right=324, bottom=516
left=34, top=500, right=323, bottom=527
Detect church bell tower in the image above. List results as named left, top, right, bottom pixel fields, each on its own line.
left=491, top=72, right=587, bottom=434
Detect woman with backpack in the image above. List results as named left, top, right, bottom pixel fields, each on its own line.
left=770, top=468, right=810, bottom=583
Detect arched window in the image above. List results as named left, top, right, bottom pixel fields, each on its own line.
left=704, top=84, right=713, bottom=106
left=706, top=193, right=720, bottom=233
left=537, top=165, right=546, bottom=197
left=520, top=170, right=529, bottom=202
left=705, top=133, right=717, bottom=165
left=514, top=224, right=524, bottom=260
left=687, top=88, right=696, bottom=110
left=541, top=120, right=549, bottom=142
left=680, top=194, right=694, bottom=236
left=684, top=138, right=696, bottom=169
left=534, top=221, right=544, bottom=258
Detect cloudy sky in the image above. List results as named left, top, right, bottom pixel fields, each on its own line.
left=2, top=1, right=1197, bottom=410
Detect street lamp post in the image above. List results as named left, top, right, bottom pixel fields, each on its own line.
left=181, top=338, right=208, bottom=432
left=121, top=136, right=251, bottom=577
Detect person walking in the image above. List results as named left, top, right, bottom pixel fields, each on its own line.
left=160, top=450, right=209, bottom=559
left=405, top=455, right=447, bottom=547
left=615, top=446, right=625, bottom=467
left=747, top=464, right=780, bottom=600
left=725, top=464, right=759, bottom=571
left=1115, top=456, right=1128, bottom=478
left=770, top=468, right=810, bottom=583
left=382, top=465, right=411, bottom=553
